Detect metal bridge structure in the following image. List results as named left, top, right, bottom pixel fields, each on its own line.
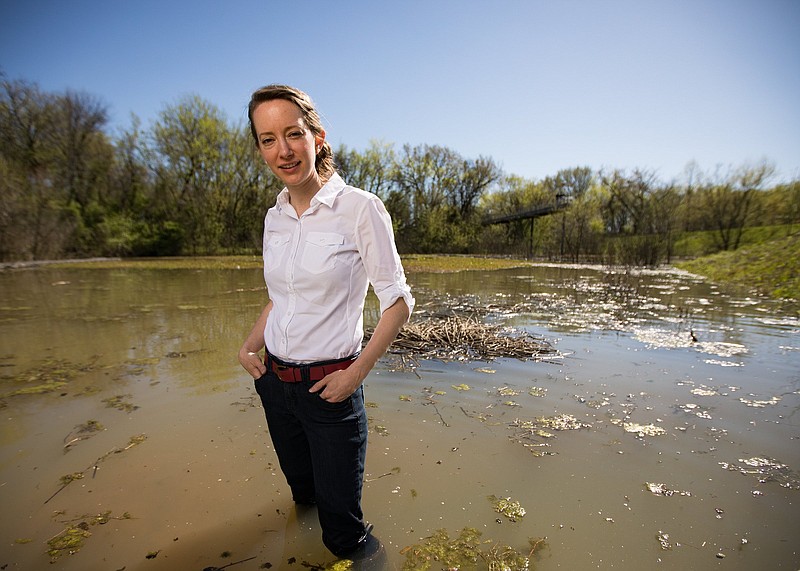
left=481, top=195, right=571, bottom=257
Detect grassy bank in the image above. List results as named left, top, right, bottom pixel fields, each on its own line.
left=42, top=254, right=533, bottom=273
left=675, top=232, right=799, bottom=305
left=672, top=224, right=797, bottom=257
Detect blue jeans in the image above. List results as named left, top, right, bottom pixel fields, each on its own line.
left=254, top=371, right=369, bottom=557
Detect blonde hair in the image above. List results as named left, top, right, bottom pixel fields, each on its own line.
left=248, top=84, right=335, bottom=180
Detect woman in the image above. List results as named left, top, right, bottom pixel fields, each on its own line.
left=238, top=84, right=413, bottom=560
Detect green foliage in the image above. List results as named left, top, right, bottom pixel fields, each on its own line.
left=2, top=72, right=799, bottom=296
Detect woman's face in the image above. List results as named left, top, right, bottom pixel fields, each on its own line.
left=252, top=98, right=325, bottom=192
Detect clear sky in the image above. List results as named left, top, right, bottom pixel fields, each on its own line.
left=2, top=0, right=798, bottom=183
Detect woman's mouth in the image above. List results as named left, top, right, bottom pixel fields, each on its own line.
left=280, top=161, right=300, bottom=170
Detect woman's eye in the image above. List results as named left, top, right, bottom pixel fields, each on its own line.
left=261, top=137, right=275, bottom=146
left=288, top=130, right=303, bottom=139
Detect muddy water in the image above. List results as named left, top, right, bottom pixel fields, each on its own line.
left=0, top=264, right=798, bottom=570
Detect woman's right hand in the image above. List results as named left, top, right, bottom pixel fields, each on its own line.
left=239, top=347, right=267, bottom=379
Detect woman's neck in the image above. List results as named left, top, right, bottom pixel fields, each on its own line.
left=287, top=176, right=327, bottom=217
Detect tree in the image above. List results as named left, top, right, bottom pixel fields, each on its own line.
left=0, top=77, right=55, bottom=259
left=150, top=95, right=232, bottom=253
left=336, top=140, right=396, bottom=199
left=544, top=167, right=594, bottom=259
left=449, top=155, right=501, bottom=219
left=600, top=169, right=681, bottom=265
left=698, top=161, right=775, bottom=251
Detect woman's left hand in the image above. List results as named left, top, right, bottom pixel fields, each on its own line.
left=309, top=367, right=365, bottom=403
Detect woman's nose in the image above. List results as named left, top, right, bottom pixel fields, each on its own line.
left=277, top=138, right=293, bottom=156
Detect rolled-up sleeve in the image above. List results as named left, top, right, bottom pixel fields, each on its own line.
left=356, top=196, right=415, bottom=319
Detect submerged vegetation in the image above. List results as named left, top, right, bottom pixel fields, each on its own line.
left=400, top=527, right=547, bottom=571
left=0, top=357, right=99, bottom=399
left=46, top=511, right=133, bottom=561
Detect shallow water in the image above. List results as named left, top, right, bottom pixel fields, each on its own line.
left=0, top=263, right=798, bottom=570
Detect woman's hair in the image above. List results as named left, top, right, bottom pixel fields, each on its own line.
left=248, top=84, right=336, bottom=180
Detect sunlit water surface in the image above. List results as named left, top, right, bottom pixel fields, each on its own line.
left=0, top=264, right=798, bottom=570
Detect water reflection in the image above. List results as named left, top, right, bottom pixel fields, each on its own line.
left=0, top=263, right=798, bottom=570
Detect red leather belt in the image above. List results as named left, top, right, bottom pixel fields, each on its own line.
left=265, top=352, right=357, bottom=383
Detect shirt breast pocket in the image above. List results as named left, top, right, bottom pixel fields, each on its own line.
left=265, top=235, right=290, bottom=271
left=301, top=231, right=344, bottom=274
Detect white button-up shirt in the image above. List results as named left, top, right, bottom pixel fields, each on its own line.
left=262, top=173, right=414, bottom=363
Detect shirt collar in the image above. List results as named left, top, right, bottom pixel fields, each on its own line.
left=276, top=172, right=346, bottom=213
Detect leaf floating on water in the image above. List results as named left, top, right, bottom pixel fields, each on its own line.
left=498, top=386, right=519, bottom=396
left=645, top=482, right=692, bottom=497
left=739, top=395, right=781, bottom=407
left=535, top=414, right=590, bottom=431
left=719, top=457, right=800, bottom=490
left=622, top=422, right=666, bottom=437
left=677, top=402, right=713, bottom=419
left=452, top=383, right=471, bottom=391
left=474, top=367, right=496, bottom=374
left=690, top=386, right=718, bottom=396
left=656, top=531, right=672, bottom=550
left=528, top=386, right=547, bottom=397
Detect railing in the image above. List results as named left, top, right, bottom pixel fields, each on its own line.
left=481, top=199, right=569, bottom=225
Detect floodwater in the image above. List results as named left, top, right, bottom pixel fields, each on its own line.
left=0, top=263, right=798, bottom=571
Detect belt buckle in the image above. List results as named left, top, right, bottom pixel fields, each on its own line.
left=275, top=363, right=299, bottom=382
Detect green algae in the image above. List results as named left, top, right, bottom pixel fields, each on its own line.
left=102, top=394, right=140, bottom=412
left=402, top=527, right=484, bottom=570
left=490, top=495, right=527, bottom=522
left=1, top=357, right=99, bottom=398
left=401, top=527, right=545, bottom=570
left=47, top=511, right=132, bottom=561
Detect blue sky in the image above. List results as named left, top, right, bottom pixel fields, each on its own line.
left=2, top=0, right=798, bottom=183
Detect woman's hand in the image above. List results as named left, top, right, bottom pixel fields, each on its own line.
left=239, top=302, right=271, bottom=379
left=309, top=298, right=410, bottom=402
left=239, top=347, right=267, bottom=379
left=309, top=366, right=365, bottom=403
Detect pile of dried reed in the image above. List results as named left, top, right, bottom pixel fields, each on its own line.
left=368, top=315, right=558, bottom=362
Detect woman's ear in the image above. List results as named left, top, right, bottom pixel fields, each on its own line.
left=315, top=130, right=326, bottom=152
